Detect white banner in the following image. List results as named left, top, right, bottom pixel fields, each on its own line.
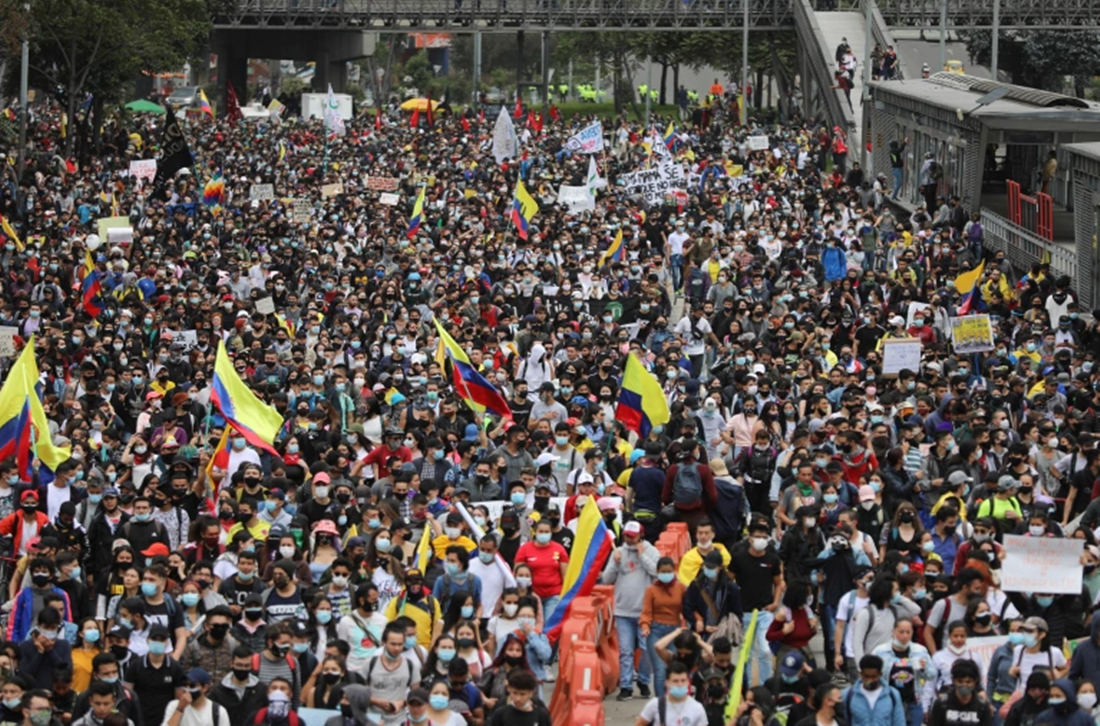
left=881, top=338, right=922, bottom=376
left=748, top=135, right=770, bottom=151
left=557, top=185, right=596, bottom=213
left=1001, top=534, right=1084, bottom=594
left=563, top=121, right=604, bottom=154
left=378, top=192, right=401, bottom=206
left=492, top=108, right=518, bottom=164
left=619, top=162, right=687, bottom=205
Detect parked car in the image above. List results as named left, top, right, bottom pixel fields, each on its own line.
left=167, top=86, right=200, bottom=109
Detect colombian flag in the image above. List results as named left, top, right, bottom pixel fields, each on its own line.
left=406, top=185, right=426, bottom=239
left=210, top=341, right=285, bottom=455
left=199, top=89, right=214, bottom=120
left=663, top=122, right=680, bottom=153
left=0, top=214, right=22, bottom=251
left=615, top=353, right=671, bottom=438
left=598, top=229, right=625, bottom=268
left=81, top=270, right=105, bottom=317
left=0, top=338, right=71, bottom=480
left=544, top=501, right=614, bottom=644
left=510, top=180, right=539, bottom=240
left=433, top=319, right=512, bottom=420
left=956, top=259, right=986, bottom=315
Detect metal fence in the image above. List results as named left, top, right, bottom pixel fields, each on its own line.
left=981, top=208, right=1077, bottom=282
left=793, top=0, right=858, bottom=139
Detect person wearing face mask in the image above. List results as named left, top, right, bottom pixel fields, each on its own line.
left=928, top=622, right=979, bottom=705
left=1069, top=590, right=1100, bottom=694
left=183, top=606, right=236, bottom=683
left=207, top=648, right=267, bottom=724
left=636, top=660, right=707, bottom=726
left=7, top=557, right=72, bottom=644
left=162, top=667, right=230, bottom=726
left=123, top=623, right=185, bottom=726
left=844, top=655, right=906, bottom=726
left=926, top=659, right=991, bottom=726
left=17, top=606, right=73, bottom=690
left=602, top=520, right=660, bottom=701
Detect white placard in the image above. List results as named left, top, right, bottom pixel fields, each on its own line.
left=250, top=184, right=274, bottom=201
left=748, top=135, right=770, bottom=151
left=321, top=183, right=344, bottom=198
left=293, top=199, right=311, bottom=225
left=562, top=121, right=605, bottom=154
left=492, top=107, right=518, bottom=164
left=379, top=192, right=401, bottom=206
left=557, top=185, right=596, bottom=213
left=1001, top=534, right=1084, bottom=595
left=906, top=302, right=930, bottom=328
left=106, top=227, right=133, bottom=245
left=176, top=330, right=198, bottom=350
left=0, top=326, right=17, bottom=357
left=128, top=159, right=157, bottom=186
left=966, top=636, right=1009, bottom=683
left=255, top=297, right=275, bottom=315
left=881, top=338, right=922, bottom=376
left=618, top=162, right=687, bottom=205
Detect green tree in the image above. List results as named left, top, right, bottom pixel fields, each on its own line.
left=963, top=28, right=1100, bottom=95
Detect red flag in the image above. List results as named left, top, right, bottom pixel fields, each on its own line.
left=226, top=82, right=243, bottom=128
left=478, top=109, right=485, bottom=123
left=513, top=96, right=523, bottom=119
left=425, top=91, right=434, bottom=128
left=410, top=107, right=420, bottom=128
left=461, top=115, right=470, bottom=132
left=534, top=113, right=543, bottom=134
left=375, top=109, right=382, bottom=131
left=549, top=105, right=561, bottom=122
left=525, top=110, right=535, bottom=129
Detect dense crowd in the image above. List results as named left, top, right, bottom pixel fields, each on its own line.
left=0, top=83, right=1095, bottom=726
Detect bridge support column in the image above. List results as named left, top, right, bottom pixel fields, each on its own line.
left=213, top=32, right=248, bottom=114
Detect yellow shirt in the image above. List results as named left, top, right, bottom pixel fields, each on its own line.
left=71, top=646, right=100, bottom=693
left=228, top=519, right=271, bottom=542
left=431, top=534, right=477, bottom=560
left=384, top=591, right=442, bottom=646
left=677, top=543, right=731, bottom=586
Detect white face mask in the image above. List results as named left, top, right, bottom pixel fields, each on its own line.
left=503, top=603, right=519, bottom=617
left=279, top=545, right=296, bottom=559
left=1029, top=525, right=1045, bottom=537
left=860, top=500, right=875, bottom=511
left=751, top=537, right=769, bottom=552
left=1079, top=694, right=1097, bottom=710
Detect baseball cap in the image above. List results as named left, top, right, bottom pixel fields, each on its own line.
left=858, top=485, right=876, bottom=502
left=779, top=651, right=805, bottom=678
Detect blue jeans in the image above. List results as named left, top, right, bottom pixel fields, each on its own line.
left=820, top=603, right=838, bottom=669
left=647, top=622, right=677, bottom=697
left=616, top=616, right=651, bottom=690
left=892, top=167, right=904, bottom=199
left=906, top=702, right=923, bottom=726
left=743, top=610, right=775, bottom=686
left=670, top=254, right=684, bottom=293
left=542, top=595, right=561, bottom=623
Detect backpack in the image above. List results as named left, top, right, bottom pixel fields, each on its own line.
left=366, top=655, right=416, bottom=689
left=862, top=604, right=897, bottom=653
left=252, top=652, right=297, bottom=676
left=672, top=463, right=703, bottom=507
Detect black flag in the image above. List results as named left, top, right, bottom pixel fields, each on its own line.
left=149, top=106, right=192, bottom=202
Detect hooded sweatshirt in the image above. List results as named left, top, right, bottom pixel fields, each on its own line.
left=1068, top=614, right=1100, bottom=692
left=1034, top=679, right=1094, bottom=726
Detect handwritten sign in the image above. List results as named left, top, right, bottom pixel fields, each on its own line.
left=0, top=326, right=17, bottom=357
left=618, top=162, right=686, bottom=205
left=128, top=159, right=157, bottom=186
left=255, top=297, right=275, bottom=315
left=562, top=121, right=604, bottom=154
left=365, top=176, right=399, bottom=191
left=1001, top=534, right=1083, bottom=595
left=950, top=315, right=995, bottom=354
left=321, top=183, right=344, bottom=198
left=747, top=135, right=770, bottom=151
left=378, top=192, right=401, bottom=206
left=967, top=635, right=1009, bottom=682
left=293, top=199, right=311, bottom=225
left=250, top=183, right=274, bottom=201
left=881, top=338, right=922, bottom=377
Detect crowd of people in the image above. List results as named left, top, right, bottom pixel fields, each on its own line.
left=0, top=77, right=1094, bottom=726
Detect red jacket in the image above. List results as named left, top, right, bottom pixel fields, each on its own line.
left=661, top=460, right=718, bottom=512
left=0, top=509, right=49, bottom=555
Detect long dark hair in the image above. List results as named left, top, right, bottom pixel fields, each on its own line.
left=487, top=633, right=530, bottom=671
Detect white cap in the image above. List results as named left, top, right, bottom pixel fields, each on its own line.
left=535, top=452, right=559, bottom=468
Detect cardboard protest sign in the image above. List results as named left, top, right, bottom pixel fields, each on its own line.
left=1001, top=535, right=1083, bottom=594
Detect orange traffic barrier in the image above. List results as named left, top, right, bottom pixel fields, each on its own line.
left=571, top=689, right=607, bottom=726
left=590, top=586, right=620, bottom=693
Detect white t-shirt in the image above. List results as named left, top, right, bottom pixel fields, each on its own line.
left=667, top=231, right=691, bottom=256
left=1011, top=645, right=1066, bottom=690
left=639, top=696, right=708, bottom=726
left=836, top=590, right=870, bottom=658
left=675, top=316, right=712, bottom=356
left=160, top=699, right=230, bottom=726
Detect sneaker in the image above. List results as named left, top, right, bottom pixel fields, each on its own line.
left=638, top=684, right=651, bottom=698
left=617, top=689, right=634, bottom=702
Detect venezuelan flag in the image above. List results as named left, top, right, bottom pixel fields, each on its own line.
left=406, top=185, right=426, bottom=239
left=81, top=270, right=105, bottom=317
left=510, top=180, right=539, bottom=240
left=597, top=229, right=625, bottom=268
left=544, top=501, right=614, bottom=643
left=0, top=338, right=70, bottom=479
left=0, top=214, right=22, bottom=251
left=210, top=341, right=285, bottom=455
left=956, top=259, right=986, bottom=315
left=615, top=353, right=671, bottom=438
left=199, top=89, right=214, bottom=119
left=433, top=319, right=512, bottom=420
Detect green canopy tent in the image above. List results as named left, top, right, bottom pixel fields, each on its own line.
left=125, top=99, right=166, bottom=114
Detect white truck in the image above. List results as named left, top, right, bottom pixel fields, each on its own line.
left=301, top=92, right=354, bottom=121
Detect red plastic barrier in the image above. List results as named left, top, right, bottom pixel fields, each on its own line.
left=571, top=689, right=607, bottom=726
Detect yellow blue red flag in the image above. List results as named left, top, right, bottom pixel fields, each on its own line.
left=0, top=338, right=70, bottom=480
left=615, top=353, right=671, bottom=437
left=510, top=180, right=539, bottom=240
left=433, top=320, right=511, bottom=420
left=210, top=341, right=284, bottom=454
left=406, top=185, right=426, bottom=239
left=544, top=499, right=613, bottom=643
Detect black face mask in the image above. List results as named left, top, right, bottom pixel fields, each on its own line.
left=31, top=573, right=50, bottom=587
left=22, top=504, right=37, bottom=515
left=110, top=645, right=129, bottom=660
left=209, top=623, right=230, bottom=640
left=504, top=655, right=523, bottom=666
left=232, top=668, right=252, bottom=682
left=707, top=684, right=726, bottom=700
left=245, top=608, right=264, bottom=621
left=323, top=671, right=342, bottom=685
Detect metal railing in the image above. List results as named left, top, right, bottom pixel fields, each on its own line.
left=793, top=0, right=858, bottom=138
left=876, top=0, right=1100, bottom=29
left=865, top=0, right=903, bottom=79
left=981, top=208, right=1077, bottom=281
left=211, top=0, right=793, bottom=29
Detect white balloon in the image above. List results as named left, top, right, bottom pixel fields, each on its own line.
left=85, top=234, right=101, bottom=251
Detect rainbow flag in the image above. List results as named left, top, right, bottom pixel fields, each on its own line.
left=510, top=179, right=539, bottom=240
left=406, top=185, right=426, bottom=239
left=956, top=259, right=986, bottom=315
left=210, top=341, right=285, bottom=455
left=433, top=319, right=511, bottom=420
left=199, top=89, right=214, bottom=119
left=202, top=172, right=225, bottom=210
left=597, top=229, right=624, bottom=268
left=615, top=353, right=671, bottom=438
left=545, top=500, right=614, bottom=643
